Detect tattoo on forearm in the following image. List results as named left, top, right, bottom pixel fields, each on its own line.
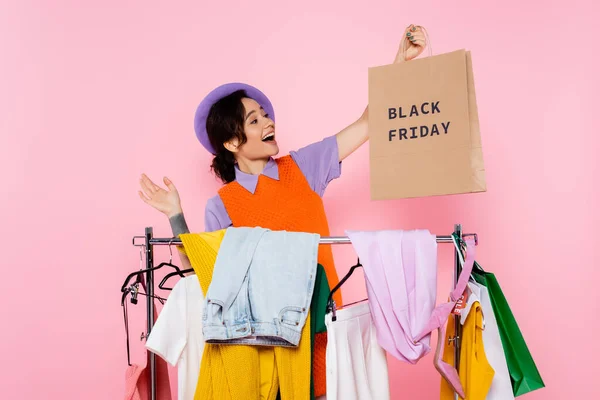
left=169, top=213, right=190, bottom=236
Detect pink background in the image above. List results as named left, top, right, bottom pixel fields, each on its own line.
left=1, top=0, right=598, bottom=398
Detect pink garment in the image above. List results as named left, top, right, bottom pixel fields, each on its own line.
left=345, top=229, right=438, bottom=363
left=345, top=229, right=475, bottom=395
left=434, top=314, right=465, bottom=398
left=414, top=236, right=475, bottom=343
left=124, top=301, right=172, bottom=400
left=124, top=364, right=148, bottom=400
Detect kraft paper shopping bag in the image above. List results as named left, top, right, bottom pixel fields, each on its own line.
left=368, top=49, right=486, bottom=200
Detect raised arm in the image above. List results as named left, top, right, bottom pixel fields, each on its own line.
left=336, top=24, right=427, bottom=161
left=139, top=174, right=193, bottom=270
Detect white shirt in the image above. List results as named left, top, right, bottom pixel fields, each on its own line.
left=146, top=276, right=205, bottom=400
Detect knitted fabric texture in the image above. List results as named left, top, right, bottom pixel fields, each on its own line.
left=218, top=155, right=340, bottom=396
left=179, top=231, right=311, bottom=400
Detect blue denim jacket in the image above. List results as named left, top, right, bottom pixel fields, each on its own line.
left=203, top=227, right=319, bottom=347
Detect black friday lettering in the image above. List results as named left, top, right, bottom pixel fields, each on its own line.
left=387, top=101, right=451, bottom=141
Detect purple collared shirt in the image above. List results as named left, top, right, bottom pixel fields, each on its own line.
left=205, top=135, right=342, bottom=231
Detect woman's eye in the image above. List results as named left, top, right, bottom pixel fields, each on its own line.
left=251, top=119, right=257, bottom=124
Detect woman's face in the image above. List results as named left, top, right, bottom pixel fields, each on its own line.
left=226, top=97, right=278, bottom=160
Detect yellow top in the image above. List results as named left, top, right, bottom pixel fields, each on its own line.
left=179, top=231, right=311, bottom=400
left=440, top=301, right=495, bottom=400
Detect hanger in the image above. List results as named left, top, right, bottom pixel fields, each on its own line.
left=122, top=245, right=168, bottom=303
left=121, top=246, right=167, bottom=366
left=121, top=283, right=166, bottom=366
left=120, top=239, right=186, bottom=293
left=326, top=258, right=368, bottom=322
left=451, top=233, right=480, bottom=283
left=451, top=233, right=486, bottom=329
left=159, top=267, right=194, bottom=290
left=453, top=233, right=485, bottom=275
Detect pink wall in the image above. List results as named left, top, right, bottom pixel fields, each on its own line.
left=1, top=0, right=597, bottom=398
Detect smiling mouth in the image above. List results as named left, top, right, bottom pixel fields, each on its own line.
left=262, top=132, right=275, bottom=142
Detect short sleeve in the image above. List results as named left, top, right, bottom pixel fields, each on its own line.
left=290, top=135, right=342, bottom=197
left=145, top=278, right=187, bottom=366
left=204, top=195, right=232, bottom=232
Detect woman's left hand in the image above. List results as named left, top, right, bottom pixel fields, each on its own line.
left=395, top=24, right=428, bottom=62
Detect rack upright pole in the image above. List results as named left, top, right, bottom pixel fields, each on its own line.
left=453, top=223, right=462, bottom=400
left=145, top=227, right=156, bottom=400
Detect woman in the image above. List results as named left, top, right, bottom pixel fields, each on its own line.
left=139, top=24, right=427, bottom=399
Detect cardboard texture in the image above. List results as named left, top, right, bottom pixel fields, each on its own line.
left=368, top=49, right=486, bottom=200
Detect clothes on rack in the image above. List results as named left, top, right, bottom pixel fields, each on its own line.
left=465, top=282, right=514, bottom=400
left=145, top=276, right=205, bottom=400
left=440, top=301, right=494, bottom=400
left=129, top=226, right=539, bottom=400
left=310, top=264, right=332, bottom=400
left=344, top=229, right=477, bottom=397
left=324, top=301, right=389, bottom=400
left=412, top=235, right=475, bottom=349
left=204, top=226, right=319, bottom=346
left=146, top=264, right=331, bottom=400
left=210, top=154, right=341, bottom=396
left=179, top=230, right=312, bottom=400
left=420, top=235, right=476, bottom=397
left=433, top=313, right=464, bottom=398
left=344, top=229, right=440, bottom=362
left=142, top=231, right=330, bottom=400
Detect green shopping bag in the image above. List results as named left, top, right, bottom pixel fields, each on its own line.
left=472, top=262, right=545, bottom=396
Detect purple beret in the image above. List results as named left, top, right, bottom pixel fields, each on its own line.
left=194, top=82, right=275, bottom=154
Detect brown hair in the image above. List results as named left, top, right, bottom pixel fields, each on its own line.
left=206, top=90, right=249, bottom=183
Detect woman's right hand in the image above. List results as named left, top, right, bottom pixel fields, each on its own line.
left=138, top=174, right=183, bottom=218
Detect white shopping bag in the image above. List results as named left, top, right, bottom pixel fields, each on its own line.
left=468, top=282, right=515, bottom=400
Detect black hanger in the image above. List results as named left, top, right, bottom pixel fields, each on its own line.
left=122, top=290, right=134, bottom=366
left=159, top=267, right=195, bottom=290
left=121, top=244, right=179, bottom=366
left=121, top=276, right=166, bottom=366
left=326, top=258, right=367, bottom=322
left=120, top=261, right=186, bottom=293
left=121, top=241, right=186, bottom=293
left=124, top=273, right=167, bottom=304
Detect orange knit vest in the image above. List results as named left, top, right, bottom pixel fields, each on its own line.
left=218, top=155, right=341, bottom=397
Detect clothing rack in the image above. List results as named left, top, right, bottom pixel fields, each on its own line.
left=131, top=224, right=474, bottom=400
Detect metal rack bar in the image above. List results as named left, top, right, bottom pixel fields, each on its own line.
left=134, top=234, right=474, bottom=246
